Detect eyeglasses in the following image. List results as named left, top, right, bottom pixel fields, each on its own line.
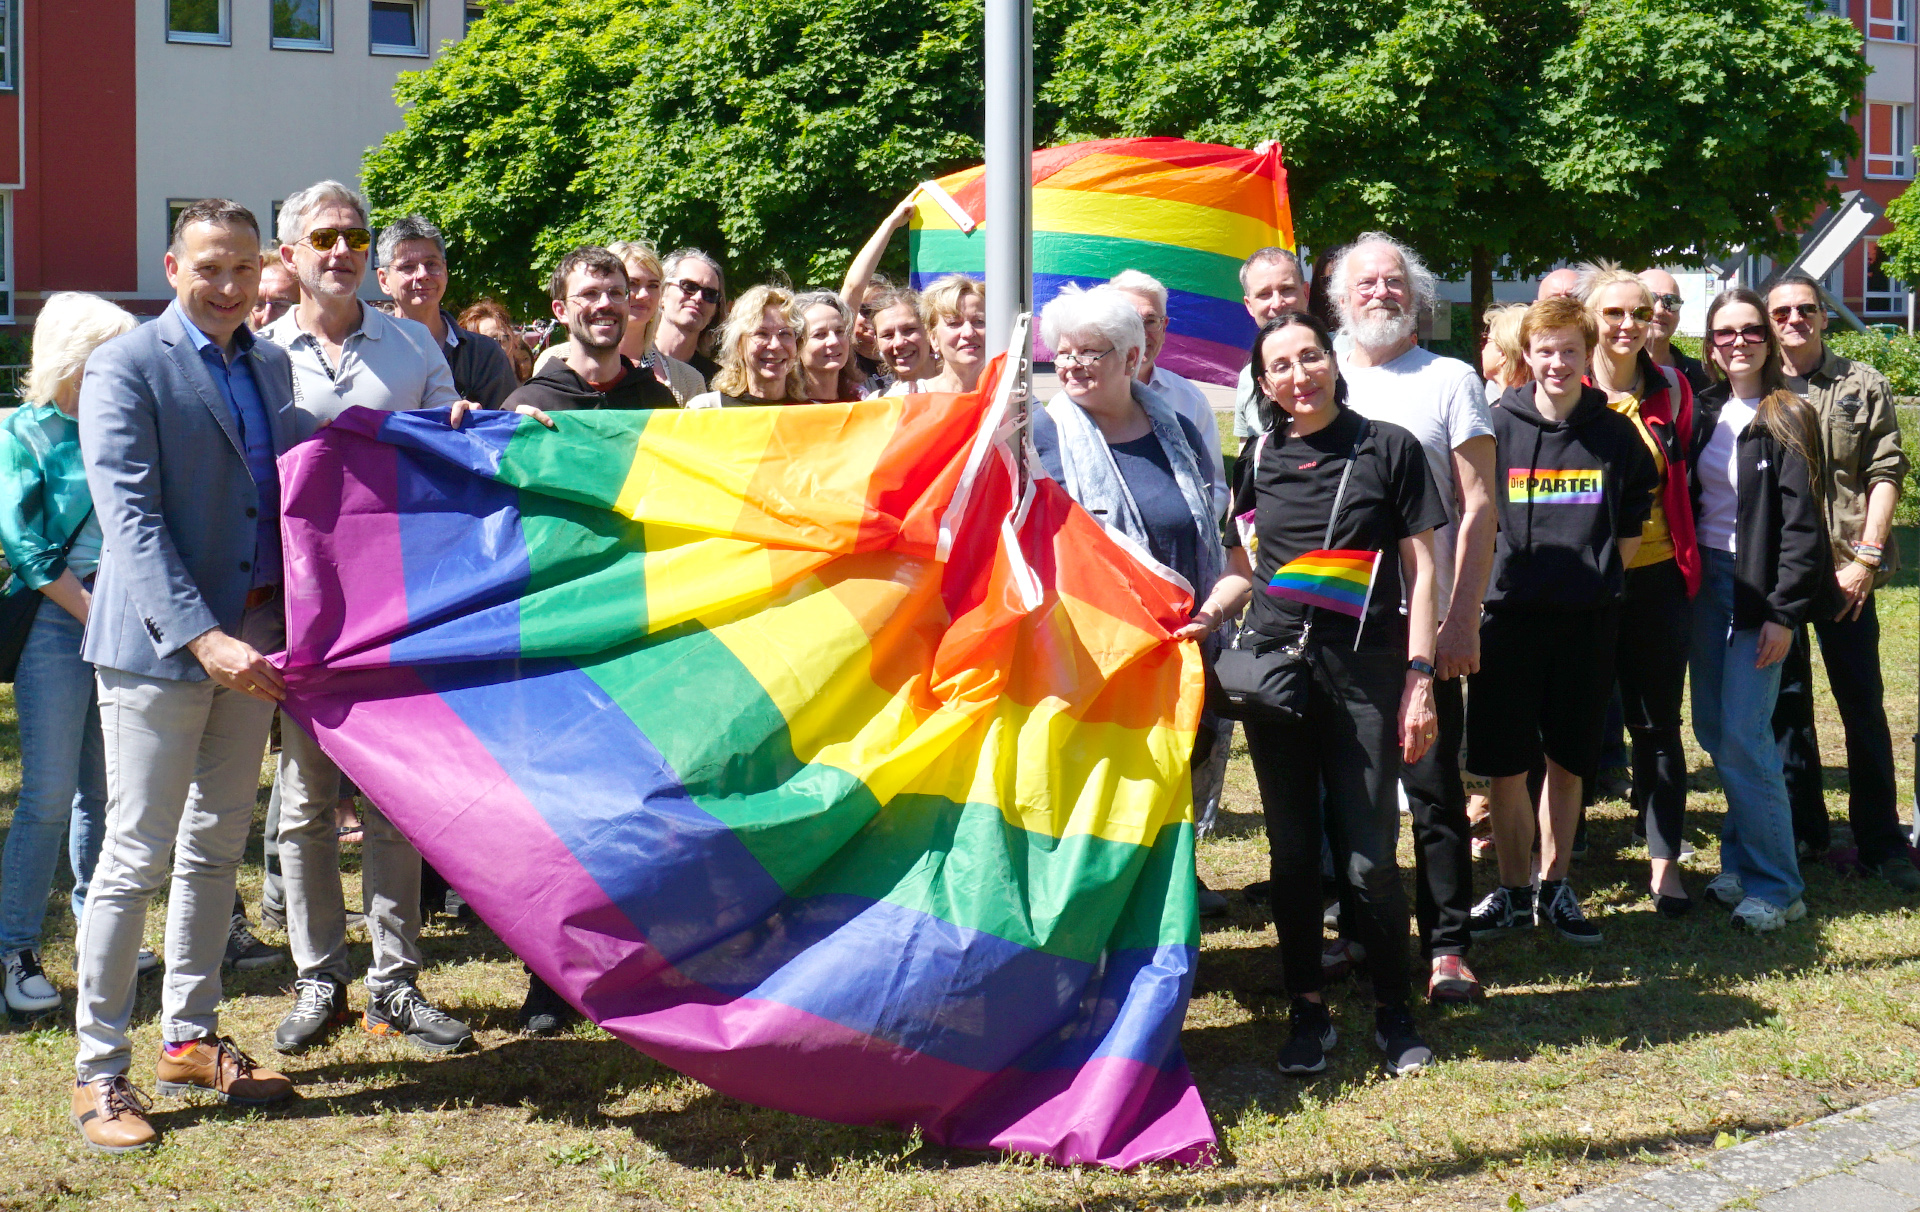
left=303, top=227, right=372, bottom=253
left=749, top=327, right=796, bottom=345
left=1353, top=276, right=1408, bottom=297
left=669, top=279, right=723, bottom=306
left=1055, top=347, right=1115, bottom=369
left=1770, top=302, right=1824, bottom=323
left=1263, top=348, right=1330, bottom=377
left=1600, top=305, right=1654, bottom=325
left=1650, top=292, right=1684, bottom=311
left=568, top=289, right=629, bottom=306
left=1709, top=324, right=1770, bottom=348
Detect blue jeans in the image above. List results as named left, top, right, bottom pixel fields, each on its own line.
left=0, top=602, right=106, bottom=955
left=1690, top=548, right=1804, bottom=910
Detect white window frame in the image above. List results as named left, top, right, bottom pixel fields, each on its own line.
left=166, top=0, right=231, bottom=46
left=271, top=0, right=334, bottom=52
left=1866, top=102, right=1914, bottom=179
left=1869, top=0, right=1911, bottom=40
left=370, top=0, right=428, bottom=57
left=1864, top=238, right=1910, bottom=315
left=0, top=194, right=17, bottom=327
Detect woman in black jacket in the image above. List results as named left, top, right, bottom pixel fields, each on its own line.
left=1687, top=288, right=1827, bottom=932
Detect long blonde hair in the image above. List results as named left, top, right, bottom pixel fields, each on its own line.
left=608, top=239, right=664, bottom=353
left=26, top=292, right=139, bottom=407
left=712, top=285, right=805, bottom=400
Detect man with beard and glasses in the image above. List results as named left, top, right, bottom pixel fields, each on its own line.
left=1231, top=248, right=1310, bottom=440
left=260, top=180, right=549, bottom=1060
left=1640, top=268, right=1709, bottom=395
left=1332, top=233, right=1498, bottom=1005
left=504, top=246, right=677, bottom=414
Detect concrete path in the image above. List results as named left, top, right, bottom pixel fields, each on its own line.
left=1537, top=1088, right=1920, bottom=1211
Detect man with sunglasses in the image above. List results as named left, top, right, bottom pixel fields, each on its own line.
left=1638, top=269, right=1709, bottom=395
left=260, top=180, right=483, bottom=1059
left=655, top=249, right=727, bottom=382
left=1764, top=271, right=1917, bottom=890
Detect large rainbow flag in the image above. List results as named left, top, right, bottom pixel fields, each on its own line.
left=908, top=137, right=1293, bottom=387
left=273, top=359, right=1215, bottom=1169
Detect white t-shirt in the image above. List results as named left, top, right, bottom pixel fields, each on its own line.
left=1145, top=365, right=1228, bottom=515
left=1698, top=397, right=1759, bottom=553
left=1340, top=345, right=1496, bottom=609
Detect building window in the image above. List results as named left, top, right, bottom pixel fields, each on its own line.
left=272, top=0, right=332, bottom=51
left=167, top=0, right=230, bottom=45
left=371, top=1, right=426, bottom=55
left=0, top=195, right=15, bottom=326
left=1828, top=0, right=1850, bottom=15
left=1869, top=0, right=1910, bottom=39
left=166, top=198, right=198, bottom=250
left=465, top=3, right=485, bottom=32
left=1865, top=239, right=1909, bottom=314
left=0, top=1, right=13, bottom=90
left=1867, top=102, right=1914, bottom=178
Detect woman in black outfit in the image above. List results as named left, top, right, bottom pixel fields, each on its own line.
left=1223, top=312, right=1446, bottom=1078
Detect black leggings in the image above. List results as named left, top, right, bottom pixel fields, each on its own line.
left=1617, top=560, right=1691, bottom=860
left=1244, top=642, right=1411, bottom=1008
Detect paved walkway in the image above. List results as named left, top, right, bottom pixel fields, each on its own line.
left=1538, top=1088, right=1920, bottom=1211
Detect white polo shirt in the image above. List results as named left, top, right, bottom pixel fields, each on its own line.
left=261, top=303, right=461, bottom=434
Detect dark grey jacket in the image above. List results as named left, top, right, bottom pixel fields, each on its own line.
left=439, top=310, right=519, bottom=409
left=78, top=306, right=301, bottom=680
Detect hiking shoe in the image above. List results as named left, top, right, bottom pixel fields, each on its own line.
left=365, top=982, right=474, bottom=1053
left=1876, top=859, right=1920, bottom=895
left=1467, top=885, right=1533, bottom=939
left=1731, top=896, right=1807, bottom=933
left=273, top=976, right=350, bottom=1054
left=1426, top=955, right=1485, bottom=1005
left=71, top=1076, right=156, bottom=1153
left=518, top=971, right=579, bottom=1037
left=1276, top=998, right=1336, bottom=1075
left=4, top=948, right=61, bottom=1016
left=1536, top=880, right=1602, bottom=945
left=155, top=1036, right=293, bottom=1105
left=224, top=915, right=287, bottom=972
left=1195, top=878, right=1229, bottom=919
left=1705, top=871, right=1745, bottom=907
left=1374, top=1004, right=1433, bottom=1077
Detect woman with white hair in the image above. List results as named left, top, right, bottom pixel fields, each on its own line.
left=686, top=285, right=805, bottom=407
left=0, top=292, right=138, bottom=1017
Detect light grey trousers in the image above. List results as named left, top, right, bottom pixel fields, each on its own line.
left=275, top=716, right=421, bottom=994
left=73, top=662, right=276, bottom=1081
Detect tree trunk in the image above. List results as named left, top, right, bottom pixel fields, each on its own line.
left=1470, top=245, right=1494, bottom=351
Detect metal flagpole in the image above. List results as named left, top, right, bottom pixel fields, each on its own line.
left=983, top=0, right=1033, bottom=367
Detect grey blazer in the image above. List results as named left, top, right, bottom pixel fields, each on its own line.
left=78, top=306, right=301, bottom=681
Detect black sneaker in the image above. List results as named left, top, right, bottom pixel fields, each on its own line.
left=518, top=971, right=579, bottom=1036
left=273, top=976, right=350, bottom=1054
left=1276, top=998, right=1336, bottom=1076
left=224, top=915, right=287, bottom=972
left=1373, top=1003, right=1433, bottom=1077
left=1467, top=885, right=1533, bottom=939
left=1536, top=879, right=1602, bottom=946
left=364, top=982, right=474, bottom=1053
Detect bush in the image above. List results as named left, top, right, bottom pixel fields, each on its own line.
left=1826, top=330, right=1920, bottom=397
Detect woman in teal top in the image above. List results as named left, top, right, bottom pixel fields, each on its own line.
left=0, top=292, right=136, bottom=1018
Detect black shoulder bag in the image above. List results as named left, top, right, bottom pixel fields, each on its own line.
left=1208, top=420, right=1370, bottom=722
left=0, top=505, right=95, bottom=683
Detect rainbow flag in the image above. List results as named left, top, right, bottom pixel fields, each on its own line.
left=274, top=359, right=1215, bottom=1169
left=1264, top=549, right=1380, bottom=618
left=908, top=137, right=1294, bottom=387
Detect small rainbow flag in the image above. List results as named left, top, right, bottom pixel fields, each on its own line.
left=908, top=137, right=1294, bottom=387
left=1264, top=549, right=1380, bottom=618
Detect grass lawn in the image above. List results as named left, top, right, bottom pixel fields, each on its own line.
left=1, top=586, right=1917, bottom=1211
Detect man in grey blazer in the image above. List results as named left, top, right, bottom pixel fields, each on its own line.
left=70, top=199, right=297, bottom=1152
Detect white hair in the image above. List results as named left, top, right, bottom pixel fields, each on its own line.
left=1329, top=232, right=1438, bottom=324
left=277, top=179, right=369, bottom=247
left=26, top=293, right=139, bottom=406
left=1040, top=284, right=1146, bottom=362
left=1108, top=269, right=1168, bottom=315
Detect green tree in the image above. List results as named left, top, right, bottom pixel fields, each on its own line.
left=1876, top=184, right=1920, bottom=287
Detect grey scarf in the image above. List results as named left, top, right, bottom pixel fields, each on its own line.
left=1044, top=380, right=1223, bottom=599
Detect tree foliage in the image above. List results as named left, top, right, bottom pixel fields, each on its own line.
left=1877, top=183, right=1920, bottom=288
left=366, top=0, right=1865, bottom=313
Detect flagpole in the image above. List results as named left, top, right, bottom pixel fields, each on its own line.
left=983, top=0, right=1032, bottom=364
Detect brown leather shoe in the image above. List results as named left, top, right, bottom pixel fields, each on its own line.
left=1427, top=954, right=1486, bottom=1005
left=154, top=1036, right=293, bottom=1105
left=72, top=1076, right=157, bottom=1153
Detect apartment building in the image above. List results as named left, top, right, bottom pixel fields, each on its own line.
left=0, top=0, right=477, bottom=325
left=1817, top=0, right=1917, bottom=321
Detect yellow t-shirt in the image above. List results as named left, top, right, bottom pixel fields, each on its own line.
left=1606, top=392, right=1673, bottom=568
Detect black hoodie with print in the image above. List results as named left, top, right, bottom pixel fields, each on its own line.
left=1485, top=383, right=1662, bottom=611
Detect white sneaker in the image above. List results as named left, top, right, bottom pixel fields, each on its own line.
left=1730, top=896, right=1807, bottom=932
left=3, top=948, right=62, bottom=1015
left=135, top=947, right=160, bottom=976
left=1705, top=871, right=1745, bottom=907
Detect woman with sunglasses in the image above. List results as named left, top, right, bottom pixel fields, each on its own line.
left=1687, top=288, right=1825, bottom=931
left=655, top=248, right=728, bottom=383
left=686, top=285, right=805, bottom=408
left=1578, top=263, right=1701, bottom=915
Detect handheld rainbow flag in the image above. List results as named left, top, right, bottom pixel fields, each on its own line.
left=1264, top=549, right=1380, bottom=620
left=274, top=359, right=1215, bottom=1169
left=908, top=137, right=1293, bottom=387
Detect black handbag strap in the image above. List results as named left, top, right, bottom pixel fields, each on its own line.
left=58, top=505, right=94, bottom=561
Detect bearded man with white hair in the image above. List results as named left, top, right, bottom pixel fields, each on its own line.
left=1331, top=233, right=1498, bottom=1005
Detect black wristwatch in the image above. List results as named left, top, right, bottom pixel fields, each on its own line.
left=1407, top=658, right=1436, bottom=678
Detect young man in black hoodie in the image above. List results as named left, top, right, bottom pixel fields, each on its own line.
left=505, top=245, right=677, bottom=414
left=1467, top=296, right=1661, bottom=945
